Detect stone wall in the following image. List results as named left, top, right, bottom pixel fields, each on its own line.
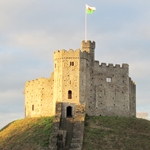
left=129, top=78, right=136, bottom=116
left=79, top=52, right=91, bottom=105
left=61, top=103, right=76, bottom=118
left=49, top=103, right=85, bottom=150
left=80, top=40, right=95, bottom=112
left=25, top=73, right=54, bottom=118
left=86, top=62, right=132, bottom=116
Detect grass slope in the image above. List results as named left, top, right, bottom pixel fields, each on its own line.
left=83, top=116, right=150, bottom=150
left=1, top=116, right=150, bottom=150
left=0, top=117, right=53, bottom=150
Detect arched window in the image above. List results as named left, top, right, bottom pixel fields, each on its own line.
left=68, top=90, right=72, bottom=99
left=66, top=106, right=72, bottom=118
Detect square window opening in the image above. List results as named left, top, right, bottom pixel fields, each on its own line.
left=70, top=62, right=74, bottom=66
left=106, top=78, right=111, bottom=82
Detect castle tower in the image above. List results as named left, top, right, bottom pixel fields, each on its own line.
left=52, top=41, right=96, bottom=117
left=80, top=40, right=96, bottom=110
left=53, top=49, right=81, bottom=112
left=80, top=40, right=95, bottom=110
left=81, top=40, right=95, bottom=62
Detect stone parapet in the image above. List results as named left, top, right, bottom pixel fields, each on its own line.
left=97, top=62, right=129, bottom=69
left=53, top=49, right=81, bottom=60
left=82, top=40, right=95, bottom=49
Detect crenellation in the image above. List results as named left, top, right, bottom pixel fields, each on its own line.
left=82, top=40, right=95, bottom=49
left=108, top=63, right=114, bottom=67
left=99, top=63, right=129, bottom=70
left=122, top=63, right=129, bottom=68
left=68, top=49, right=74, bottom=52
left=101, top=63, right=106, bottom=66
left=54, top=50, right=60, bottom=53
left=54, top=49, right=81, bottom=60
left=95, top=60, right=99, bottom=64
left=115, top=64, right=120, bottom=68
left=94, top=61, right=100, bottom=71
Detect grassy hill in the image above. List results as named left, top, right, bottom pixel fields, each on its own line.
left=82, top=116, right=150, bottom=150
left=0, top=117, right=53, bottom=150
left=0, top=116, right=150, bottom=150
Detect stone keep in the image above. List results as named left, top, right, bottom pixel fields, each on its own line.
left=25, top=40, right=136, bottom=118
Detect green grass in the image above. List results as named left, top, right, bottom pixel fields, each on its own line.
left=82, top=116, right=150, bottom=150
left=1, top=116, right=150, bottom=150
left=0, top=117, right=53, bottom=150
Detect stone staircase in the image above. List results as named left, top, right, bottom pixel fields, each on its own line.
left=49, top=103, right=62, bottom=150
left=49, top=103, right=85, bottom=150
left=69, top=105, right=85, bottom=150
left=59, top=118, right=74, bottom=150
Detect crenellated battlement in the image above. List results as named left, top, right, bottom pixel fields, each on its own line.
left=26, top=77, right=46, bottom=83
left=53, top=49, right=81, bottom=60
left=53, top=48, right=92, bottom=60
left=54, top=49, right=80, bottom=54
left=93, top=61, right=130, bottom=77
left=82, top=40, right=95, bottom=49
left=25, top=77, right=53, bottom=88
left=97, top=62, right=129, bottom=69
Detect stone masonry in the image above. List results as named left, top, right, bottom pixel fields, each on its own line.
left=24, top=40, right=136, bottom=149
left=25, top=40, right=136, bottom=118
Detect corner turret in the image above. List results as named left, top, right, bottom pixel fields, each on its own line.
left=82, top=40, right=95, bottom=61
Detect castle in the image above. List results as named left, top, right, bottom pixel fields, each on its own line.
left=25, top=40, right=136, bottom=118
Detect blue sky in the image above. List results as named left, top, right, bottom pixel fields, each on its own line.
left=0, top=0, right=150, bottom=129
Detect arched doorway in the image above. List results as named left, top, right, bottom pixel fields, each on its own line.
left=66, top=106, right=72, bottom=118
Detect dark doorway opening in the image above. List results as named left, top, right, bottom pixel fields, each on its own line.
left=66, top=106, right=72, bottom=118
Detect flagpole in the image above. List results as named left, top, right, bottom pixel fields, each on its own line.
left=84, top=4, right=96, bottom=42
left=85, top=4, right=87, bottom=42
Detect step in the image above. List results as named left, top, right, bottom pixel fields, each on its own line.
left=70, top=143, right=81, bottom=149
left=71, top=138, right=83, bottom=143
left=69, top=148, right=80, bottom=150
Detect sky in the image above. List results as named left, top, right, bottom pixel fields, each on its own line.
left=0, top=0, right=150, bottom=129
